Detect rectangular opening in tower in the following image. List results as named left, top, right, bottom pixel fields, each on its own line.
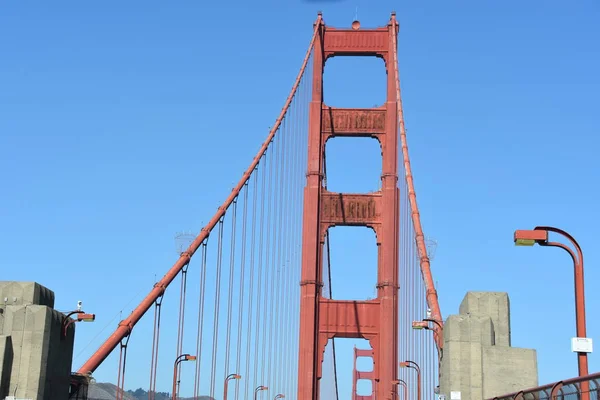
left=324, top=137, right=382, bottom=194
left=319, top=338, right=373, bottom=399
left=324, top=226, right=377, bottom=301
left=323, top=57, right=386, bottom=108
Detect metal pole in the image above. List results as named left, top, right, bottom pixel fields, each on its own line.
left=534, top=226, right=589, bottom=398
left=172, top=355, right=184, bottom=400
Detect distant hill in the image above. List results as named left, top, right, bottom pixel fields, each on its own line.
left=87, top=382, right=214, bottom=400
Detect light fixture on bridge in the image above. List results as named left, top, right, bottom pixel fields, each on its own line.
left=411, top=318, right=443, bottom=333
left=224, top=373, right=242, bottom=400
left=173, top=354, right=196, bottom=400
left=62, top=310, right=96, bottom=339
left=411, top=321, right=429, bottom=330
left=391, top=379, right=408, bottom=400
left=513, top=225, right=590, bottom=386
left=400, top=361, right=422, bottom=400
left=79, top=313, right=96, bottom=322
left=513, top=229, right=548, bottom=246
left=254, top=386, right=268, bottom=400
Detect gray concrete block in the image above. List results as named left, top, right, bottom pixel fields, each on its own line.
left=482, top=346, right=538, bottom=398
left=441, top=341, right=484, bottom=400
left=3, top=304, right=74, bottom=400
left=0, top=282, right=55, bottom=309
left=440, top=291, right=538, bottom=400
left=460, top=291, right=511, bottom=347
left=444, top=314, right=494, bottom=346
left=0, top=335, right=13, bottom=398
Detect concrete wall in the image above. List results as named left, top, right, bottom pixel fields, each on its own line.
left=0, top=282, right=75, bottom=400
left=439, top=292, right=538, bottom=400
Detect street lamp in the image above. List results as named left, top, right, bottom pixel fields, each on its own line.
left=223, top=373, right=241, bottom=400
left=62, top=310, right=95, bottom=338
left=172, top=354, right=196, bottom=400
left=273, top=394, right=285, bottom=399
left=514, top=227, right=590, bottom=376
left=254, top=385, right=268, bottom=400
left=392, top=379, right=408, bottom=399
left=413, top=318, right=444, bottom=387
left=412, top=318, right=444, bottom=353
left=400, top=361, right=421, bottom=400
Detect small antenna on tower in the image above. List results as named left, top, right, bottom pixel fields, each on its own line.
left=352, top=6, right=360, bottom=30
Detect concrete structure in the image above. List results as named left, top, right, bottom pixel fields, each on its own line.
left=440, top=292, right=538, bottom=400
left=0, top=281, right=75, bottom=400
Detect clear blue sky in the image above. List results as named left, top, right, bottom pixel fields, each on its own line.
left=1, top=0, right=599, bottom=398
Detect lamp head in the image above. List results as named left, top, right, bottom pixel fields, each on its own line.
left=412, top=321, right=428, bottom=330
left=78, top=313, right=95, bottom=322
left=514, top=229, right=548, bottom=246
left=184, top=354, right=197, bottom=361
left=399, top=361, right=410, bottom=368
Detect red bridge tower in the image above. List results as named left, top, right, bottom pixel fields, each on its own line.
left=352, top=347, right=376, bottom=400
left=297, top=13, right=401, bottom=400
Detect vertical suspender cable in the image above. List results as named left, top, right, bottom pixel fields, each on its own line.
left=272, top=117, right=286, bottom=394
left=115, top=335, right=130, bottom=400
left=262, top=137, right=276, bottom=385
left=175, top=264, right=188, bottom=397
left=234, top=183, right=249, bottom=400
left=209, top=218, right=225, bottom=397
left=267, top=131, right=280, bottom=390
left=245, top=169, right=260, bottom=400
left=194, top=241, right=209, bottom=398
left=253, top=149, right=269, bottom=384
left=148, top=296, right=163, bottom=400
left=224, top=199, right=239, bottom=378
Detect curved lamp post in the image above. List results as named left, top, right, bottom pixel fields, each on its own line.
left=392, top=379, right=408, bottom=399
left=400, top=360, right=421, bottom=400
left=62, top=310, right=95, bottom=338
left=412, top=318, right=444, bottom=387
left=172, top=354, right=196, bottom=400
left=412, top=318, right=444, bottom=359
left=514, top=226, right=590, bottom=399
left=223, top=373, right=241, bottom=400
left=254, top=385, right=268, bottom=400
left=273, top=394, right=285, bottom=399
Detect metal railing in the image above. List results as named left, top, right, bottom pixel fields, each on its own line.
left=489, top=372, right=600, bottom=399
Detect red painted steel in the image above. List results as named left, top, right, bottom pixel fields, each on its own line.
left=514, top=226, right=590, bottom=399
left=297, top=13, right=401, bottom=400
left=75, top=17, right=322, bottom=377
left=352, top=347, right=375, bottom=400
left=390, top=14, right=444, bottom=353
